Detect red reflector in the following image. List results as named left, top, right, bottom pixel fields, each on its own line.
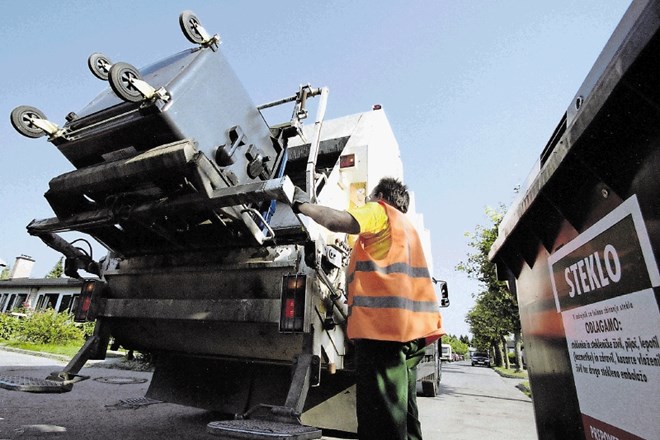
left=280, top=275, right=306, bottom=332
left=285, top=298, right=296, bottom=319
left=340, top=154, right=355, bottom=168
left=80, top=295, right=92, bottom=314
left=75, top=280, right=104, bottom=323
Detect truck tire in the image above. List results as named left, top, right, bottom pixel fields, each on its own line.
left=420, top=347, right=441, bottom=397
left=421, top=380, right=436, bottom=397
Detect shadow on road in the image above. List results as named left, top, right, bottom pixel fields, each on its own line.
left=439, top=385, right=532, bottom=404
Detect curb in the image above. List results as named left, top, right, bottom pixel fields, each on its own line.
left=0, top=345, right=71, bottom=362
left=0, top=345, right=125, bottom=364
left=491, top=367, right=532, bottom=399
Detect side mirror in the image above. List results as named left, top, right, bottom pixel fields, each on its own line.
left=432, top=278, right=450, bottom=308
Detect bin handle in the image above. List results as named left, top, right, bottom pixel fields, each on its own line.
left=241, top=207, right=275, bottom=241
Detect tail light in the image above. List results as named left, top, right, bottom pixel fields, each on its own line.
left=75, top=279, right=104, bottom=322
left=339, top=154, right=355, bottom=168
left=280, top=275, right=306, bottom=332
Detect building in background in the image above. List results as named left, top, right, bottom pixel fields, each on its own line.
left=0, top=255, right=83, bottom=314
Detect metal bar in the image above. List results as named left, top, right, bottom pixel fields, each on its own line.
left=305, top=87, right=329, bottom=200
left=99, top=298, right=282, bottom=322
left=36, top=232, right=100, bottom=275
left=46, top=335, right=100, bottom=381
left=257, top=94, right=298, bottom=110
left=283, top=354, right=313, bottom=414
left=27, top=177, right=295, bottom=235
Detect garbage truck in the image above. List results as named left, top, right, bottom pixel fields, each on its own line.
left=6, top=11, right=446, bottom=438
left=489, top=1, right=659, bottom=439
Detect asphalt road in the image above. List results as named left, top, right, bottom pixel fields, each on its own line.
left=0, top=349, right=537, bottom=439
left=420, top=360, right=537, bottom=439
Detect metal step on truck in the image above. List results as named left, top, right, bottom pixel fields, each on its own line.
left=5, top=11, right=447, bottom=440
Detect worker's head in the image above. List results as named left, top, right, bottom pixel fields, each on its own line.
left=371, top=177, right=409, bottom=213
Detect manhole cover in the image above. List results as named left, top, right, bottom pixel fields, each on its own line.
left=207, top=419, right=322, bottom=439
left=0, top=375, right=72, bottom=393
left=105, top=396, right=162, bottom=410
left=94, top=376, right=148, bottom=385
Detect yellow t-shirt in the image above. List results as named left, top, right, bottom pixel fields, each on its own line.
left=347, top=202, right=391, bottom=260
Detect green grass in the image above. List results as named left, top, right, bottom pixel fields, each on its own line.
left=516, top=381, right=532, bottom=398
left=1, top=339, right=150, bottom=371
left=493, top=366, right=528, bottom=379
left=1, top=340, right=83, bottom=357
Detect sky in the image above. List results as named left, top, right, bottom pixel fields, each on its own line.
left=0, top=1, right=632, bottom=337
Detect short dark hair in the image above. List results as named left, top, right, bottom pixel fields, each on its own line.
left=373, top=177, right=409, bottom=213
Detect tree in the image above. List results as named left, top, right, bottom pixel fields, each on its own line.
left=45, top=257, right=64, bottom=279
left=442, top=334, right=469, bottom=357
left=457, top=206, right=523, bottom=371
left=0, top=266, right=9, bottom=280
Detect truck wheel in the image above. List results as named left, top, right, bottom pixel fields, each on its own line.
left=88, top=52, right=112, bottom=80
left=421, top=380, right=437, bottom=397
left=421, top=345, right=441, bottom=397
left=10, top=105, right=47, bottom=138
left=108, top=62, right=143, bottom=102
left=179, top=10, right=205, bottom=44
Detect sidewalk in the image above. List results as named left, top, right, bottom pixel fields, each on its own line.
left=0, top=344, right=128, bottom=368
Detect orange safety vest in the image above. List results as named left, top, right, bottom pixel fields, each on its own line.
left=346, top=202, right=445, bottom=343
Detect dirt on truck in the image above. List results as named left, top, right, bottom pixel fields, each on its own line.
left=5, top=11, right=447, bottom=439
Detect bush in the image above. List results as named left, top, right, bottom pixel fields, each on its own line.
left=80, top=321, right=96, bottom=338
left=509, top=351, right=526, bottom=367
left=0, top=313, right=23, bottom=340
left=18, top=309, right=85, bottom=345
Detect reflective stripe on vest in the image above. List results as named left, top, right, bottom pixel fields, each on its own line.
left=347, top=202, right=445, bottom=342
left=351, top=295, right=439, bottom=313
left=346, top=261, right=430, bottom=284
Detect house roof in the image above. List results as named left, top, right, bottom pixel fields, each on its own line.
left=0, top=277, right=84, bottom=288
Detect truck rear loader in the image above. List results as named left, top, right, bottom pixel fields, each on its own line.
left=5, top=11, right=446, bottom=439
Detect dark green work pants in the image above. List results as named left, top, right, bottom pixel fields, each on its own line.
left=355, top=338, right=426, bottom=440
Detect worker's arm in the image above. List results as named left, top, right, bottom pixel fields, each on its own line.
left=296, top=202, right=360, bottom=234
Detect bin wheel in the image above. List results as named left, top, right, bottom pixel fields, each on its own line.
left=108, top=62, right=143, bottom=102
left=10, top=105, right=48, bottom=138
left=179, top=10, right=204, bottom=44
left=88, top=52, right=112, bottom=80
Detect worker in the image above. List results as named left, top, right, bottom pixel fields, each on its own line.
left=289, top=177, right=445, bottom=440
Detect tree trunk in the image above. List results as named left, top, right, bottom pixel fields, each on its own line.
left=514, top=331, right=524, bottom=372
left=501, top=336, right=510, bottom=369
left=492, top=342, right=503, bottom=367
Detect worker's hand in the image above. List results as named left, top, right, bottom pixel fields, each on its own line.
left=292, top=186, right=311, bottom=213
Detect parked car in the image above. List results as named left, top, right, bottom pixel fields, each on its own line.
left=471, top=351, right=490, bottom=367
